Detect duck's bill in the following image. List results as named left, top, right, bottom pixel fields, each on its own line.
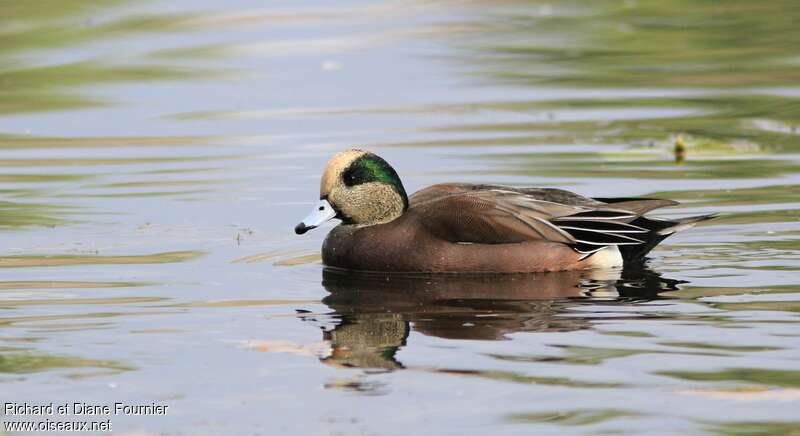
left=295, top=199, right=337, bottom=235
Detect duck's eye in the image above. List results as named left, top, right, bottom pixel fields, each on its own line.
left=342, top=165, right=366, bottom=187
left=318, top=206, right=325, bottom=211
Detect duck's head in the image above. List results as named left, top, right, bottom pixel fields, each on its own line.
left=295, top=149, right=408, bottom=235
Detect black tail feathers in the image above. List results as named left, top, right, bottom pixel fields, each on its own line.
left=618, top=213, right=717, bottom=265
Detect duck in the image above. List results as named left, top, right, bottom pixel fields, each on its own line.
left=294, top=149, right=715, bottom=273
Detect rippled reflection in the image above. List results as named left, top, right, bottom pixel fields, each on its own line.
left=311, top=267, right=681, bottom=370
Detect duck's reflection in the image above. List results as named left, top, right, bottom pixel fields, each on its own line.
left=311, top=267, right=681, bottom=370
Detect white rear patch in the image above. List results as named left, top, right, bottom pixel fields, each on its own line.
left=587, top=246, right=623, bottom=269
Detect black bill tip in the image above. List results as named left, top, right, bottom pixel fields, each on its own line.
left=294, top=222, right=313, bottom=235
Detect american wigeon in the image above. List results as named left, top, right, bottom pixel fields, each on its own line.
left=295, top=149, right=714, bottom=273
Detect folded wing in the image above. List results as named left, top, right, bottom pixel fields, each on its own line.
left=410, top=184, right=680, bottom=255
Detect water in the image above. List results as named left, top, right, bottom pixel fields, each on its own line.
left=2, top=0, right=799, bottom=434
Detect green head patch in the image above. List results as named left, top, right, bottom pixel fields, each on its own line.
left=342, top=153, right=408, bottom=208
